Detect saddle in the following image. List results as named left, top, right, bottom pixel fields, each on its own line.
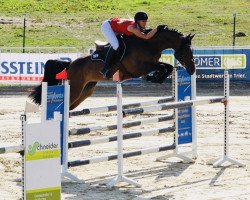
left=91, top=35, right=126, bottom=63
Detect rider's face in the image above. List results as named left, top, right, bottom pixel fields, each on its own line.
left=138, top=20, right=147, bottom=29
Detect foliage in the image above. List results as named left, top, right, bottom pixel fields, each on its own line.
left=0, top=0, right=249, bottom=48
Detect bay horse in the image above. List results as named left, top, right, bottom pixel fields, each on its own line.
left=29, top=26, right=195, bottom=110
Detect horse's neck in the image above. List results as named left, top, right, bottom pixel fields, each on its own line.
left=150, top=32, right=182, bottom=52
left=123, top=33, right=182, bottom=58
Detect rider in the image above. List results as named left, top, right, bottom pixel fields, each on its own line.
left=100, top=11, right=161, bottom=79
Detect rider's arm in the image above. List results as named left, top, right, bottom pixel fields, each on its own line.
left=127, top=26, right=157, bottom=40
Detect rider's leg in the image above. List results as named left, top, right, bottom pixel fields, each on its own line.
left=100, top=20, right=119, bottom=79
left=100, top=46, right=116, bottom=79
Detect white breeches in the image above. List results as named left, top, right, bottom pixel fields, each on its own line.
left=101, top=20, right=119, bottom=50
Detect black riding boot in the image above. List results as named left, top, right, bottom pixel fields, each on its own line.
left=100, top=47, right=116, bottom=79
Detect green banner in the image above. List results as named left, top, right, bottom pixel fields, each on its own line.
left=26, top=187, right=60, bottom=200
left=26, top=149, right=60, bottom=161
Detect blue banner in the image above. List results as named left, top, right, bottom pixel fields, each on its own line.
left=47, top=85, right=65, bottom=164
left=194, top=47, right=250, bottom=81
left=177, top=68, right=192, bottom=144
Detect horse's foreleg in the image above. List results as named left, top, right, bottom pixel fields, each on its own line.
left=154, top=62, right=173, bottom=83
left=69, top=82, right=97, bottom=110
left=158, top=62, right=173, bottom=78
left=145, top=62, right=173, bottom=84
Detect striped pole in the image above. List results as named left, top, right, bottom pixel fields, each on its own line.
left=69, top=114, right=174, bottom=135
left=123, top=97, right=226, bottom=116
left=68, top=144, right=176, bottom=167
left=68, top=126, right=175, bottom=148
left=0, top=145, right=24, bottom=154
left=69, top=96, right=174, bottom=117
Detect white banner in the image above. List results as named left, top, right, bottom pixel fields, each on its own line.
left=0, top=53, right=79, bottom=84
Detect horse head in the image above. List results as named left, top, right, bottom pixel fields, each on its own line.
left=154, top=27, right=196, bottom=75
left=174, top=34, right=196, bottom=75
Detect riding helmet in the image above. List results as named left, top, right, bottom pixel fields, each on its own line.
left=134, top=11, right=148, bottom=21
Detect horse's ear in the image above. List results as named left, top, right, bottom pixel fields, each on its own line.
left=190, top=34, right=195, bottom=40
left=184, top=34, right=191, bottom=44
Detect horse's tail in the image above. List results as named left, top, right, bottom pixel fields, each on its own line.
left=29, top=59, right=71, bottom=105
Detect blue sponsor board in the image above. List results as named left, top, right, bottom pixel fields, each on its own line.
left=194, top=47, right=250, bottom=81
left=177, top=68, right=192, bottom=144
left=47, top=85, right=65, bottom=164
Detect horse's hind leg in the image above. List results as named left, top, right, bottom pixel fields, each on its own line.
left=69, top=82, right=97, bottom=110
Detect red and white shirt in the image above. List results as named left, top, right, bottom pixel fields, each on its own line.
left=109, top=18, right=135, bottom=36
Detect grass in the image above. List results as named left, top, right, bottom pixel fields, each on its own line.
left=0, top=0, right=249, bottom=50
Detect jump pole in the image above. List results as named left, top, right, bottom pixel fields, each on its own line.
left=106, top=71, right=141, bottom=188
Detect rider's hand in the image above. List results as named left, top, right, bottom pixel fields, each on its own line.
left=157, top=25, right=166, bottom=31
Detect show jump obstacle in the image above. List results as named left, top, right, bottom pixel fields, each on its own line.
left=0, top=61, right=246, bottom=200
left=0, top=67, right=245, bottom=195
left=40, top=67, right=244, bottom=187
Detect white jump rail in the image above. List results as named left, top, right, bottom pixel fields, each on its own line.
left=69, top=96, right=174, bottom=117
left=69, top=114, right=174, bottom=135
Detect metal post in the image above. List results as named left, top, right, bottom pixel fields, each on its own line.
left=21, top=114, right=26, bottom=200
left=233, top=13, right=236, bottom=46
left=62, top=81, right=69, bottom=175
left=117, top=82, right=124, bottom=179
left=22, top=15, right=26, bottom=53
left=224, top=69, right=229, bottom=157
left=191, top=71, right=197, bottom=158
left=213, top=69, right=245, bottom=167
left=174, top=67, right=179, bottom=153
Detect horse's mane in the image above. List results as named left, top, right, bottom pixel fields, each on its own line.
left=142, top=25, right=184, bottom=36
left=122, top=25, right=185, bottom=45
left=165, top=27, right=184, bottom=36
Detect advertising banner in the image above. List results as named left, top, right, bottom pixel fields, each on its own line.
left=1, top=47, right=249, bottom=84
left=177, top=68, right=192, bottom=144
left=0, top=53, right=78, bottom=84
